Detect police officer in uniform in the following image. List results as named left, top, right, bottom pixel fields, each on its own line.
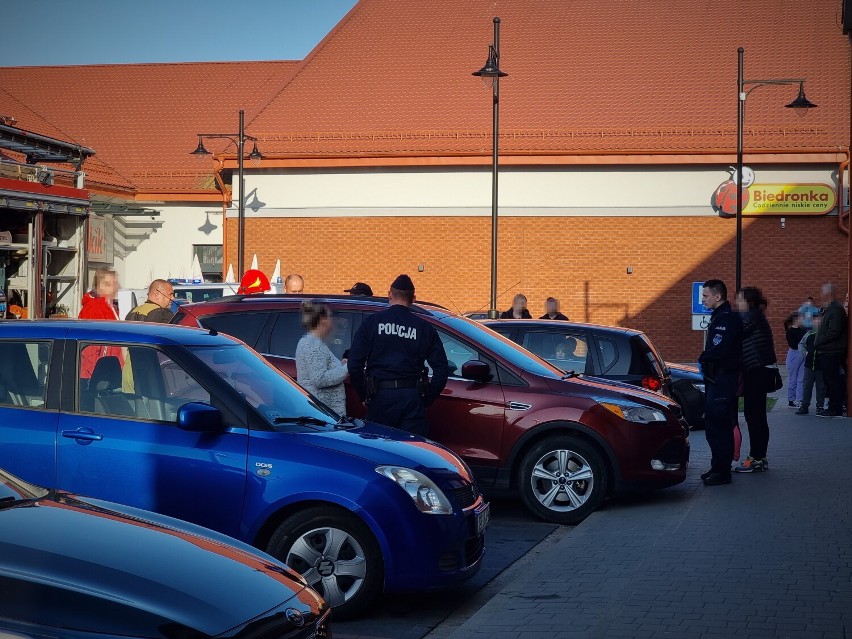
left=347, top=274, right=449, bottom=436
left=697, top=279, right=743, bottom=486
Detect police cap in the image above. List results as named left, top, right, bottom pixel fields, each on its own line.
left=390, top=274, right=415, bottom=292
left=344, top=282, right=373, bottom=296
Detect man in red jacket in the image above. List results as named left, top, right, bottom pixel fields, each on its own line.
left=78, top=268, right=122, bottom=379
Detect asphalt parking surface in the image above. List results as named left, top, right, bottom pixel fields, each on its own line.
left=334, top=497, right=559, bottom=639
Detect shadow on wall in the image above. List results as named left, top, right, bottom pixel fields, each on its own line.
left=598, top=216, right=848, bottom=362
left=582, top=280, right=631, bottom=324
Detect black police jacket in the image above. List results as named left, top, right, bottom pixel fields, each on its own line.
left=348, top=304, right=450, bottom=405
left=698, top=300, right=742, bottom=381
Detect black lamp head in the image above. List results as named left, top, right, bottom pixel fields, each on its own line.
left=785, top=82, right=817, bottom=115
left=472, top=46, right=507, bottom=88
left=191, top=138, right=211, bottom=158
left=248, top=142, right=263, bottom=165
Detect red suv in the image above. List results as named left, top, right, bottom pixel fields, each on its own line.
left=173, top=295, right=689, bottom=524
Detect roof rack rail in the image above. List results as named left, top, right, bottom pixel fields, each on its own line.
left=193, top=293, right=451, bottom=313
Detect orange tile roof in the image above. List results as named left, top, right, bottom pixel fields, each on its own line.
left=0, top=87, right=135, bottom=191
left=0, top=60, right=300, bottom=194
left=247, top=0, right=849, bottom=158
left=1, top=0, right=847, bottom=202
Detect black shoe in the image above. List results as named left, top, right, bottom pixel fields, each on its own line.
left=818, top=410, right=842, bottom=418
left=816, top=407, right=826, bottom=416
left=703, top=471, right=732, bottom=486
left=789, top=401, right=796, bottom=407
left=700, top=469, right=714, bottom=481
left=795, top=407, right=808, bottom=415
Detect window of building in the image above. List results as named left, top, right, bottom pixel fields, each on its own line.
left=193, top=244, right=223, bottom=283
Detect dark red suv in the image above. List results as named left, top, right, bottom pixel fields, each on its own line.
left=173, top=295, right=689, bottom=524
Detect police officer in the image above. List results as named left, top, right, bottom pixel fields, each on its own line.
left=697, top=278, right=742, bottom=486
left=347, top=274, right=449, bottom=436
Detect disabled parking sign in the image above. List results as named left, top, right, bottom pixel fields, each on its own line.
left=692, top=282, right=712, bottom=314
left=692, top=282, right=712, bottom=331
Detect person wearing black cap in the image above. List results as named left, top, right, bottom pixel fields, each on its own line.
left=344, top=282, right=373, bottom=296
left=348, top=274, right=449, bottom=436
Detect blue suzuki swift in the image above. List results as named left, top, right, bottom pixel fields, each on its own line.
left=0, top=320, right=488, bottom=618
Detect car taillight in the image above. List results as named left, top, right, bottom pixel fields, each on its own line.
left=642, top=376, right=662, bottom=392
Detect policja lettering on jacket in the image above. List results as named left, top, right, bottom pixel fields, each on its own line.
left=347, top=274, right=449, bottom=437
left=378, top=323, right=417, bottom=339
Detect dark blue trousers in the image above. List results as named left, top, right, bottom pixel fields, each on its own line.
left=366, top=388, right=429, bottom=436
left=704, top=371, right=738, bottom=473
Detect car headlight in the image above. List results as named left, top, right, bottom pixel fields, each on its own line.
left=692, top=382, right=705, bottom=394
left=375, top=466, right=453, bottom=515
left=598, top=400, right=667, bottom=424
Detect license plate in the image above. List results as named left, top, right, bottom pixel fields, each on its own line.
left=475, top=503, right=490, bottom=535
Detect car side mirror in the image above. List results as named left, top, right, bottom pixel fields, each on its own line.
left=177, top=402, right=223, bottom=432
left=461, top=360, right=492, bottom=382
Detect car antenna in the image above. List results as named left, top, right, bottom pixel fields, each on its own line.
left=177, top=302, right=217, bottom=336
left=444, top=295, right=463, bottom=315
left=470, top=280, right=522, bottom=316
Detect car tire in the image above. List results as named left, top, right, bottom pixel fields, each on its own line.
left=518, top=435, right=608, bottom=525
left=267, top=506, right=383, bottom=620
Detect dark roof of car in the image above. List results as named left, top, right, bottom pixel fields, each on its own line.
left=178, top=294, right=452, bottom=317
left=0, top=319, right=237, bottom=346
left=482, top=318, right=644, bottom=337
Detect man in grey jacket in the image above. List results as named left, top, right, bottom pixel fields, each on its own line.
left=815, top=283, right=848, bottom=418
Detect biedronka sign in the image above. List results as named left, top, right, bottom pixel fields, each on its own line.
left=711, top=167, right=836, bottom=217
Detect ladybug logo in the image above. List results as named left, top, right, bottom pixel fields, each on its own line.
left=237, top=269, right=271, bottom=294
left=712, top=166, right=755, bottom=217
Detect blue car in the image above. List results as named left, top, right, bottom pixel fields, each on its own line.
left=0, top=320, right=488, bottom=618
left=0, top=467, right=331, bottom=638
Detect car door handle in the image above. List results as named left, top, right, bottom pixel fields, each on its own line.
left=61, top=428, right=103, bottom=442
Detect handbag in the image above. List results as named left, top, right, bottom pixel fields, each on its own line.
left=764, top=365, right=783, bottom=392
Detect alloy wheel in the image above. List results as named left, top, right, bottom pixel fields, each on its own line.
left=285, top=526, right=367, bottom=607
left=529, top=448, right=595, bottom=512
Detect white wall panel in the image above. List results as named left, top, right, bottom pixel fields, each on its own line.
left=237, top=166, right=837, bottom=215
left=121, top=205, right=222, bottom=289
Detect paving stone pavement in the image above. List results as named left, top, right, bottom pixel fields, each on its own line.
left=443, top=395, right=852, bottom=639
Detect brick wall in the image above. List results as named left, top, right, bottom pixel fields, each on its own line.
left=227, top=214, right=848, bottom=362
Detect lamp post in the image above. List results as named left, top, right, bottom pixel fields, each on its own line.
left=735, top=47, right=816, bottom=291
left=473, top=17, right=507, bottom=319
left=192, top=109, right=263, bottom=279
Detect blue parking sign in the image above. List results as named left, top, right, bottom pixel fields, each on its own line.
left=692, top=282, right=712, bottom=314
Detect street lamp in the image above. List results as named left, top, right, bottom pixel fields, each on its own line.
left=192, top=109, right=263, bottom=280
left=473, top=17, right=507, bottom=320
left=735, top=47, right=816, bottom=290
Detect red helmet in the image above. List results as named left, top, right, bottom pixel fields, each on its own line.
left=237, top=269, right=271, bottom=294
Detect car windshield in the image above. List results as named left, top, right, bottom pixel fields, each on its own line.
left=186, top=344, right=340, bottom=430
left=0, top=468, right=49, bottom=504
left=441, top=315, right=564, bottom=379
